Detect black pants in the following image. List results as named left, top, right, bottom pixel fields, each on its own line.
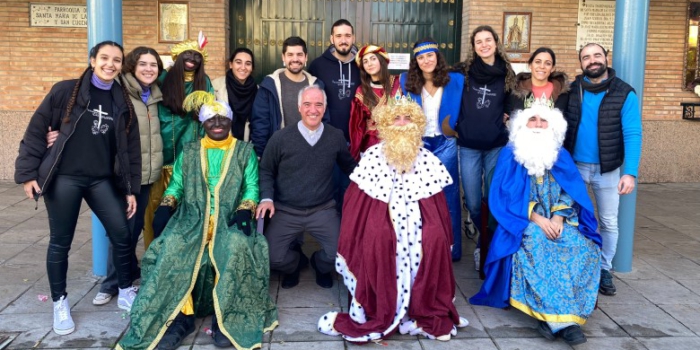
left=99, top=184, right=151, bottom=294
left=44, top=175, right=133, bottom=301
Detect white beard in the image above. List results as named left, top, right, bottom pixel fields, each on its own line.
left=511, top=127, right=561, bottom=177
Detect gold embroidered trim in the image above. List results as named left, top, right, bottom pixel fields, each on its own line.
left=236, top=199, right=257, bottom=213
left=160, top=195, right=177, bottom=208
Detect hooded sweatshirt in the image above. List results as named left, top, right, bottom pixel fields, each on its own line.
left=309, top=45, right=360, bottom=141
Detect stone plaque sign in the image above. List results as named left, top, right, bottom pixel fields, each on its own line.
left=576, top=0, right=615, bottom=51
left=30, top=3, right=87, bottom=28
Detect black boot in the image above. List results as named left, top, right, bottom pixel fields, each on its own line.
left=211, top=315, right=233, bottom=348
left=536, top=321, right=556, bottom=341
left=559, top=325, right=587, bottom=345
left=156, top=312, right=195, bottom=350
left=281, top=244, right=308, bottom=289
left=310, top=252, right=333, bottom=288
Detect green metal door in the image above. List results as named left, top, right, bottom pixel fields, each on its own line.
left=230, top=0, right=462, bottom=82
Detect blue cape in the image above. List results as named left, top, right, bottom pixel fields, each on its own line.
left=469, top=145, right=601, bottom=308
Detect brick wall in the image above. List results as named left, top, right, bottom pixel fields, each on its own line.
left=644, top=0, right=697, bottom=120
left=0, top=0, right=229, bottom=113
left=463, top=0, right=581, bottom=84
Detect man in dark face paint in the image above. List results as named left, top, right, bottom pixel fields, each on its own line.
left=180, top=50, right=203, bottom=72
left=119, top=97, right=278, bottom=350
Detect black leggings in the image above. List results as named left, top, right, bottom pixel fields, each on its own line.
left=44, top=175, right=133, bottom=301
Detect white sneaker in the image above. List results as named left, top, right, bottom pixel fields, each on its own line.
left=117, top=286, right=138, bottom=312
left=92, top=292, right=114, bottom=305
left=53, top=295, right=75, bottom=335
left=474, top=248, right=481, bottom=271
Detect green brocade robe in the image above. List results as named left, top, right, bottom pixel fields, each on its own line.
left=118, top=140, right=278, bottom=350
left=158, top=71, right=214, bottom=165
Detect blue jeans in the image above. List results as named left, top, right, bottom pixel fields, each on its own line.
left=458, top=146, right=502, bottom=244
left=424, top=136, right=461, bottom=260
left=576, top=163, right=620, bottom=271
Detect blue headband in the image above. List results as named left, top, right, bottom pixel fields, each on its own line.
left=413, top=42, right=439, bottom=57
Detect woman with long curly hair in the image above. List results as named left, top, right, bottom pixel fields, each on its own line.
left=348, top=45, right=402, bottom=160
left=399, top=37, right=465, bottom=261
left=14, top=41, right=141, bottom=335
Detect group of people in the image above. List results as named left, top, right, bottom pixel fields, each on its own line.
left=14, top=17, right=641, bottom=349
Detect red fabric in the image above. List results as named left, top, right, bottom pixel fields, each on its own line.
left=348, top=77, right=403, bottom=160
left=333, top=182, right=460, bottom=339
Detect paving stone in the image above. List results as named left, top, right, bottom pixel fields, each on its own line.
left=347, top=340, right=423, bottom=350
left=665, top=241, right=700, bottom=262
left=677, top=279, right=700, bottom=296
left=624, top=279, right=700, bottom=305
left=573, top=336, right=646, bottom=350
left=580, top=308, right=627, bottom=337
left=419, top=337, right=497, bottom=349
left=638, top=337, right=700, bottom=350
left=0, top=243, right=31, bottom=264
left=600, top=303, right=694, bottom=337
left=0, top=284, right=31, bottom=312
left=272, top=308, right=342, bottom=342
left=492, top=337, right=572, bottom=349
left=0, top=312, right=52, bottom=349
left=453, top=304, right=489, bottom=338
left=640, top=255, right=700, bottom=280
left=276, top=281, right=340, bottom=308
left=38, top=311, right=129, bottom=349
left=0, top=228, right=48, bottom=245
left=657, top=304, right=700, bottom=334
left=269, top=340, right=345, bottom=349
left=1, top=278, right=97, bottom=315
left=614, top=258, right=672, bottom=281
left=471, top=304, right=540, bottom=338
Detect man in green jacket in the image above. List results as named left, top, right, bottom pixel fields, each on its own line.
left=118, top=98, right=278, bottom=350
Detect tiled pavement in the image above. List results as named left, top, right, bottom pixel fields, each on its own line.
left=1, top=181, right=700, bottom=349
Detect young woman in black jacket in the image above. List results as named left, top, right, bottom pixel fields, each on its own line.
left=14, top=41, right=141, bottom=336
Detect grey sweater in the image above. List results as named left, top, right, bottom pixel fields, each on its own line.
left=259, top=123, right=356, bottom=209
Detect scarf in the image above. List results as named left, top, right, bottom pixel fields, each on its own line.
left=225, top=69, right=257, bottom=124
left=580, top=67, right=616, bottom=93
left=469, top=55, right=508, bottom=86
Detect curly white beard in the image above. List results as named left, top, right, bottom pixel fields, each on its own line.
left=511, top=127, right=561, bottom=177
left=380, top=123, right=423, bottom=173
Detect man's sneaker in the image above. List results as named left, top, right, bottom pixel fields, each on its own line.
left=118, top=286, right=138, bottom=312
left=473, top=248, right=481, bottom=271
left=52, top=295, right=75, bottom=335
left=157, top=312, right=196, bottom=350
left=599, top=269, right=617, bottom=296
left=92, top=292, right=114, bottom=305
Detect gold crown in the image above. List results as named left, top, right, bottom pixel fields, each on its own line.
left=524, top=92, right=555, bottom=109
left=387, top=93, right=414, bottom=107
left=170, top=32, right=209, bottom=64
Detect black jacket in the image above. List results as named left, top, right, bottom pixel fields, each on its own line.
left=15, top=71, right=141, bottom=196
left=506, top=71, right=569, bottom=115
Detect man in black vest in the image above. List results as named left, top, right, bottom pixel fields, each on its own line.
left=563, top=43, right=642, bottom=297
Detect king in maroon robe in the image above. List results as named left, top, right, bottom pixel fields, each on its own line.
left=318, top=97, right=468, bottom=342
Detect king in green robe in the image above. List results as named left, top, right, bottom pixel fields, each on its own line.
left=118, top=99, right=278, bottom=350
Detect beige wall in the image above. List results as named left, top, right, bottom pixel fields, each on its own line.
left=2, top=0, right=700, bottom=182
